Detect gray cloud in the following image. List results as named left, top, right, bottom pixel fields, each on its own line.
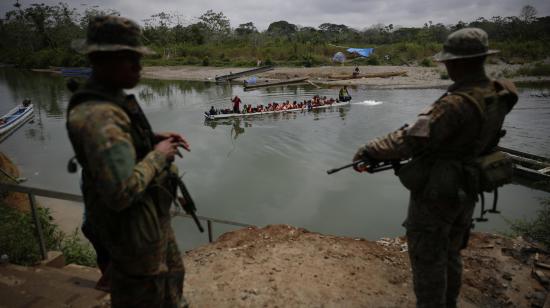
left=1, top=0, right=548, bottom=30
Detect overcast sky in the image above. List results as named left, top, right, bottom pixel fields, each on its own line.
left=2, top=0, right=549, bottom=30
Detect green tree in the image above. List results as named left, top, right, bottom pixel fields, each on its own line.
left=235, top=22, right=257, bottom=36
left=267, top=20, right=297, bottom=37
left=198, top=9, right=230, bottom=42
left=520, top=5, right=537, bottom=23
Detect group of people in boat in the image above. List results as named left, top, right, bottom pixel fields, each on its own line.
left=207, top=95, right=344, bottom=116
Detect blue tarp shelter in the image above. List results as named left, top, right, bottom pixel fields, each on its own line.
left=346, top=48, right=374, bottom=58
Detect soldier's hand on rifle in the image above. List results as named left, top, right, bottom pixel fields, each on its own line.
left=155, top=138, right=181, bottom=162
left=352, top=146, right=372, bottom=173
left=155, top=131, right=190, bottom=152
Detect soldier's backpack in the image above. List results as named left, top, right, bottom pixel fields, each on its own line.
left=453, top=79, right=518, bottom=193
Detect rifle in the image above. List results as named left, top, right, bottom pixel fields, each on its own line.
left=171, top=173, right=204, bottom=233
left=328, top=124, right=409, bottom=175
left=327, top=158, right=405, bottom=175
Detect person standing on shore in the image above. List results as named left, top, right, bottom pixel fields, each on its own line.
left=352, top=28, right=517, bottom=307
left=66, top=16, right=190, bottom=307
left=352, top=66, right=360, bottom=78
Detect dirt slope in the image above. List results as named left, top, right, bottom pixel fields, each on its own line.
left=183, top=225, right=549, bottom=307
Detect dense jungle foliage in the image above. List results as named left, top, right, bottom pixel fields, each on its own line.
left=0, top=3, right=548, bottom=68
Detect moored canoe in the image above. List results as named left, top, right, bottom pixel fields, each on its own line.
left=0, top=104, right=34, bottom=135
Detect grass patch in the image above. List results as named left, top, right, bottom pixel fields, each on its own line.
left=508, top=198, right=550, bottom=249
left=420, top=58, right=436, bottom=67
left=516, top=62, right=550, bottom=77
left=0, top=204, right=96, bottom=266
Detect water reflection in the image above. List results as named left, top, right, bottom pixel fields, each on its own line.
left=204, top=118, right=249, bottom=140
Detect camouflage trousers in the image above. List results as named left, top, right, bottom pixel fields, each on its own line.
left=404, top=191, right=475, bottom=308
left=110, top=229, right=186, bottom=308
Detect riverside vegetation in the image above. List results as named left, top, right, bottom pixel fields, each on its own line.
left=0, top=203, right=95, bottom=266
left=0, top=3, right=549, bottom=72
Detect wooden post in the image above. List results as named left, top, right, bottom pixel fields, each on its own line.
left=29, top=193, right=47, bottom=260
left=207, top=220, right=213, bottom=243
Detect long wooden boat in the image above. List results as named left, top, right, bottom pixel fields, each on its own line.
left=0, top=104, right=34, bottom=135
left=328, top=71, right=407, bottom=80
left=204, top=100, right=350, bottom=120
left=61, top=67, right=92, bottom=77
left=497, top=146, right=550, bottom=190
left=215, top=66, right=274, bottom=82
left=244, top=77, right=309, bottom=90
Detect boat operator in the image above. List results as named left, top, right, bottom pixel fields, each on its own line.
left=232, top=96, right=241, bottom=113
left=339, top=86, right=352, bottom=102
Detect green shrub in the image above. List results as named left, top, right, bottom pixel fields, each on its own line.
left=202, top=56, right=210, bottom=66
left=440, top=71, right=449, bottom=80
left=60, top=228, right=96, bottom=267
left=366, top=55, right=381, bottom=65
left=516, top=62, right=550, bottom=77
left=420, top=58, right=435, bottom=67
left=509, top=198, right=550, bottom=249
left=0, top=205, right=95, bottom=266
left=185, top=56, right=201, bottom=65
left=0, top=206, right=61, bottom=265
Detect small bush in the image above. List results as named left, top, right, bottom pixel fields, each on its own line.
left=509, top=198, right=550, bottom=249
left=366, top=55, right=381, bottom=65
left=440, top=71, right=449, bottom=80
left=61, top=228, right=96, bottom=267
left=516, top=62, right=550, bottom=77
left=420, top=58, right=435, bottom=67
left=202, top=56, right=210, bottom=66
left=0, top=204, right=95, bottom=266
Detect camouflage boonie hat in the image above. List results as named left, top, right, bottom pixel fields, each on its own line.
left=72, top=15, right=154, bottom=55
left=433, top=28, right=499, bottom=62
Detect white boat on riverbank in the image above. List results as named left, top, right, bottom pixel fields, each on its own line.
left=204, top=100, right=351, bottom=120
left=0, top=103, right=34, bottom=135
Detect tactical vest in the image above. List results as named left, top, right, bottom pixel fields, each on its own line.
left=454, top=80, right=518, bottom=193
left=398, top=79, right=518, bottom=199
left=67, top=88, right=155, bottom=170
left=452, top=79, right=517, bottom=157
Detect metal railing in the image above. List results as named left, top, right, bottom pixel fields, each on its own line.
left=0, top=182, right=253, bottom=260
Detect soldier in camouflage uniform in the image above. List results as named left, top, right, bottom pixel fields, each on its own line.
left=66, top=16, right=189, bottom=307
left=353, top=28, right=518, bottom=307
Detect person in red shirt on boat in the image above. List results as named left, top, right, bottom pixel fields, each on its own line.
left=232, top=96, right=241, bottom=113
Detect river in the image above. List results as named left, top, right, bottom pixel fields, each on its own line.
left=0, top=68, right=549, bottom=250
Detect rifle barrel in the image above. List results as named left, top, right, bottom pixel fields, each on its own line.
left=326, top=161, right=361, bottom=174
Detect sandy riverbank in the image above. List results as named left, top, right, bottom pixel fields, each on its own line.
left=142, top=63, right=550, bottom=89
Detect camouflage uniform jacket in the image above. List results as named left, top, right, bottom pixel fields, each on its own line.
left=362, top=73, right=517, bottom=198
left=67, top=79, right=177, bottom=276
